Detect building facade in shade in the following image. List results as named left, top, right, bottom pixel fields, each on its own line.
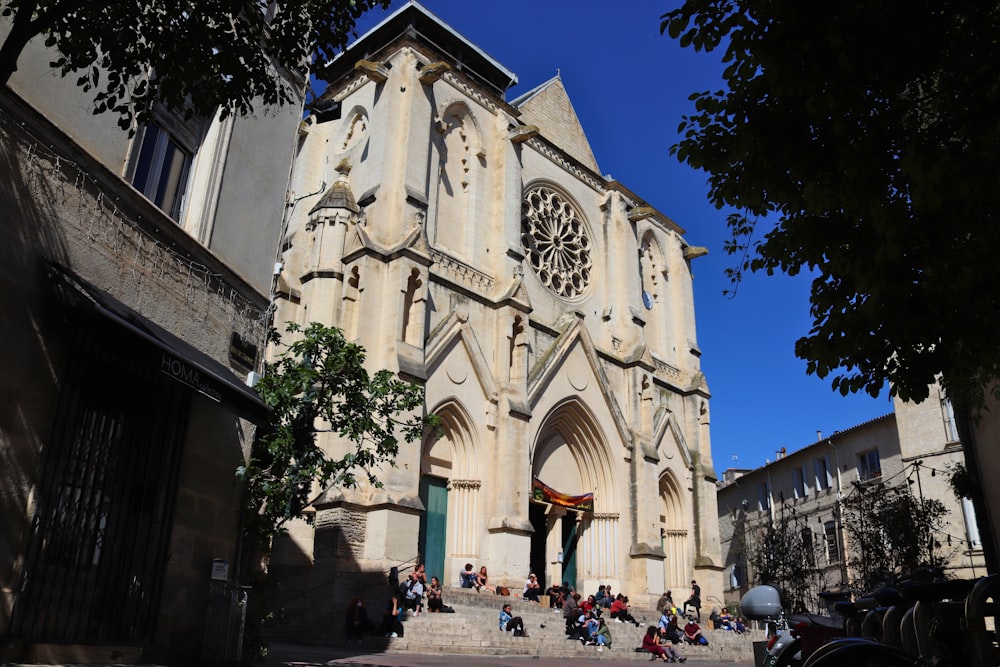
left=0, top=15, right=301, bottom=664
left=268, top=2, right=723, bottom=625
left=717, top=385, right=986, bottom=610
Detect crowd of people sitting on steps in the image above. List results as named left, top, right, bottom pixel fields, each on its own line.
left=344, top=564, right=724, bottom=656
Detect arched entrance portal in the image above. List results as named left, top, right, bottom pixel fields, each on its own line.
left=419, top=401, right=480, bottom=585
left=659, top=471, right=690, bottom=594
left=530, top=399, right=618, bottom=593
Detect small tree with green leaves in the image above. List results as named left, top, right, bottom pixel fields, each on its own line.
left=841, top=482, right=949, bottom=592
left=238, top=321, right=435, bottom=554
left=236, top=322, right=436, bottom=661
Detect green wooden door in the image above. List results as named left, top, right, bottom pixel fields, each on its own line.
left=418, top=476, right=448, bottom=582
left=562, top=515, right=579, bottom=589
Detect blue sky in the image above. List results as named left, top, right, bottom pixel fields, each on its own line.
left=356, top=1, right=894, bottom=475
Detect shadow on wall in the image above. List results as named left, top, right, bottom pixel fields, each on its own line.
left=264, top=514, right=409, bottom=652
left=0, top=92, right=74, bottom=635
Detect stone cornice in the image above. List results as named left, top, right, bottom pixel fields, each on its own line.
left=524, top=134, right=606, bottom=192
left=430, top=248, right=495, bottom=292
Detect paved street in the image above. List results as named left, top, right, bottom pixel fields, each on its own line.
left=266, top=644, right=754, bottom=667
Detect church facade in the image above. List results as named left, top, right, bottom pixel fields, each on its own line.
left=271, top=2, right=722, bottom=616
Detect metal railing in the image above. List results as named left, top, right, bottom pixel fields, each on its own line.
left=201, top=581, right=248, bottom=666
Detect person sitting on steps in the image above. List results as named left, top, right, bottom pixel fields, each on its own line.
left=380, top=597, right=404, bottom=638
left=545, top=582, right=565, bottom=609
left=523, top=573, right=542, bottom=602
left=476, top=565, right=497, bottom=594
left=656, top=590, right=675, bottom=615
left=426, top=576, right=443, bottom=612
left=579, top=610, right=603, bottom=645
left=344, top=596, right=371, bottom=643
left=563, top=592, right=581, bottom=637
left=499, top=603, right=529, bottom=637
left=593, top=615, right=612, bottom=649
left=401, top=571, right=424, bottom=616
left=601, top=585, right=613, bottom=609
left=610, top=593, right=641, bottom=626
left=718, top=606, right=734, bottom=630
left=663, top=614, right=683, bottom=645
left=642, top=625, right=687, bottom=663
left=683, top=617, right=708, bottom=646
left=460, top=563, right=477, bottom=588
left=594, top=584, right=609, bottom=608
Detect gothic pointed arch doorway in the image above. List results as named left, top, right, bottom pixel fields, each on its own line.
left=530, top=398, right=618, bottom=593
left=420, top=400, right=480, bottom=585
left=659, top=471, right=690, bottom=593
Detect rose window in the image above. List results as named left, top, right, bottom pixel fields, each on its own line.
left=521, top=187, right=592, bottom=298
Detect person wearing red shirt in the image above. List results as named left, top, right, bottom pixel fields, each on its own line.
left=683, top=618, right=707, bottom=646
left=609, top=594, right=640, bottom=626
left=642, top=626, right=686, bottom=662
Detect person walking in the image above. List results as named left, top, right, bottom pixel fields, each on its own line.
left=684, top=580, right=701, bottom=621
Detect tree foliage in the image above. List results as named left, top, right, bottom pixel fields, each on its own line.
left=746, top=502, right=827, bottom=611
left=660, top=0, right=1000, bottom=409
left=841, top=482, right=949, bottom=593
left=237, top=322, right=435, bottom=551
left=0, top=0, right=389, bottom=128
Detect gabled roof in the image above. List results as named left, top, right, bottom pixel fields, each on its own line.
left=323, top=1, right=517, bottom=96
left=512, top=74, right=600, bottom=173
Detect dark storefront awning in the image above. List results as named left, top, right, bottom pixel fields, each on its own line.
left=49, top=263, right=271, bottom=422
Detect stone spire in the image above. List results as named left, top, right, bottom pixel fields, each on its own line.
left=309, top=159, right=358, bottom=216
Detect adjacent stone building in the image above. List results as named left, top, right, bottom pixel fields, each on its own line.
left=269, top=1, right=723, bottom=626
left=717, top=384, right=986, bottom=610
left=0, top=16, right=300, bottom=665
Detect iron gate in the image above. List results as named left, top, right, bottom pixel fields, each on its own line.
left=8, top=317, right=189, bottom=644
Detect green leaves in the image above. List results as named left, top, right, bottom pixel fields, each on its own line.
left=842, top=481, right=949, bottom=591
left=663, top=0, right=1000, bottom=409
left=238, top=322, right=437, bottom=549
left=0, top=0, right=391, bottom=127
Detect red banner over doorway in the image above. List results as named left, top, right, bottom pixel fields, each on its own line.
left=532, top=477, right=594, bottom=512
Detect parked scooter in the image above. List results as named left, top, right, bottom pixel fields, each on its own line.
left=741, top=585, right=800, bottom=667
left=741, top=586, right=846, bottom=667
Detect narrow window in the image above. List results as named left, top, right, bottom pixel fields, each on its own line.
left=758, top=481, right=771, bottom=511
left=824, top=521, right=840, bottom=563
left=815, top=456, right=831, bottom=491
left=793, top=467, right=805, bottom=499
left=941, top=397, right=959, bottom=443
left=962, top=498, right=982, bottom=549
left=857, top=448, right=881, bottom=482
left=131, top=123, right=192, bottom=220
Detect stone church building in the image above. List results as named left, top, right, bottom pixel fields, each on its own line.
left=271, top=2, right=722, bottom=619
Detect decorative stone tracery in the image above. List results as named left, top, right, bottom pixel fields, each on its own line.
left=520, top=186, right=592, bottom=299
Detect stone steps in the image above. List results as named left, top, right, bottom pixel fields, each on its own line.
left=275, top=587, right=760, bottom=662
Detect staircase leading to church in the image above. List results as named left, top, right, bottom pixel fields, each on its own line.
left=271, top=587, right=760, bottom=662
